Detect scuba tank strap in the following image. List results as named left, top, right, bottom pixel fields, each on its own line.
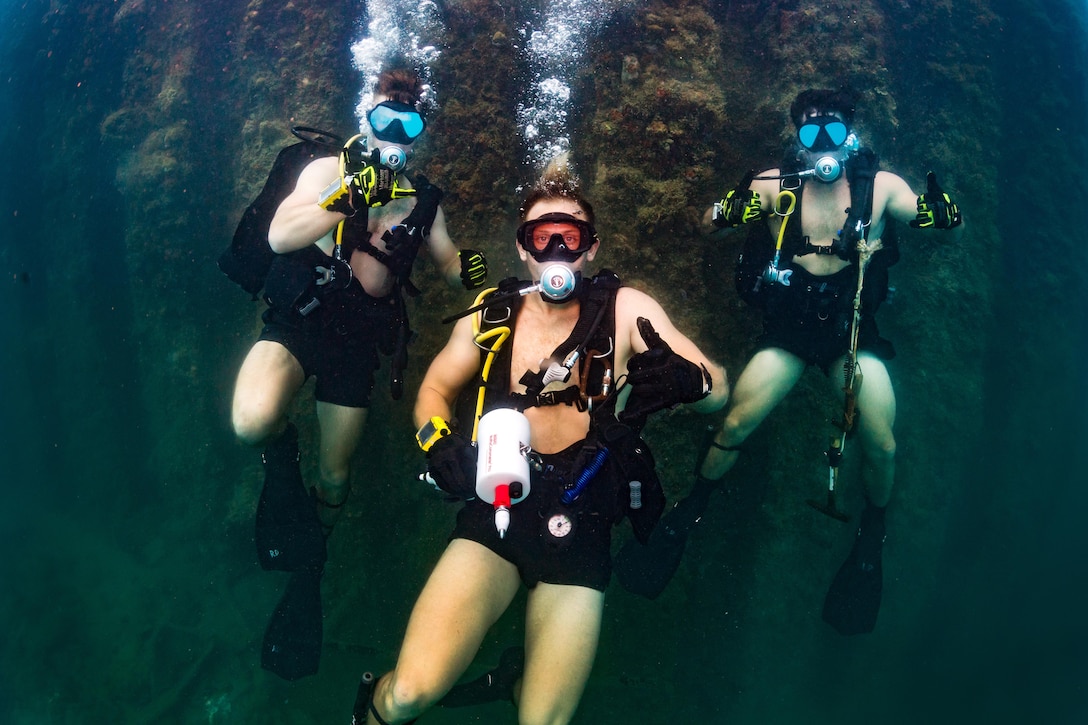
left=842, top=148, right=880, bottom=245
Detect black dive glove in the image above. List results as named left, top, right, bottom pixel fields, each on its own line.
left=319, top=145, right=416, bottom=214
left=910, top=171, right=962, bottom=229
left=619, top=317, right=711, bottom=426
left=459, top=249, right=489, bottom=289
left=426, top=433, right=477, bottom=500
left=712, top=170, right=764, bottom=228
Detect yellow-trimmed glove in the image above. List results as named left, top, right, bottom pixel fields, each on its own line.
left=425, top=433, right=478, bottom=500
left=459, top=249, right=488, bottom=289
left=910, top=171, right=962, bottom=229
left=712, top=170, right=764, bottom=228
left=318, top=147, right=416, bottom=214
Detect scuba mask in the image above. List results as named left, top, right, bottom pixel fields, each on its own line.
left=516, top=212, right=598, bottom=263
left=798, top=117, right=849, bottom=151
left=797, top=115, right=853, bottom=183
left=367, top=101, right=426, bottom=145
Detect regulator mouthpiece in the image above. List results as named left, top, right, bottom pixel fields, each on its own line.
left=537, top=263, right=577, bottom=302
left=813, top=155, right=842, bottom=183
left=379, top=145, right=408, bottom=172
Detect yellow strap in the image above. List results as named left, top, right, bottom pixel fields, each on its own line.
left=470, top=326, right=510, bottom=442
left=468, top=286, right=509, bottom=442
left=773, top=189, right=797, bottom=254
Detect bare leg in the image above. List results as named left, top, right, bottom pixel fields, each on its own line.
left=368, top=539, right=522, bottom=724
left=314, top=401, right=367, bottom=530
left=518, top=583, right=605, bottom=725
left=833, top=352, right=896, bottom=507
left=232, top=340, right=306, bottom=445
left=698, top=347, right=806, bottom=479
left=822, top=355, right=894, bottom=635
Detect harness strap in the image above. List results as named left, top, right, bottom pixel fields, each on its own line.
left=518, top=274, right=618, bottom=405
left=509, top=384, right=584, bottom=411
left=354, top=175, right=442, bottom=293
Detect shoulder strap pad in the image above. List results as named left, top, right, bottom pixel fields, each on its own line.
left=591, top=268, right=622, bottom=291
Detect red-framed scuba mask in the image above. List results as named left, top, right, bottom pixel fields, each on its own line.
left=516, top=212, right=598, bottom=263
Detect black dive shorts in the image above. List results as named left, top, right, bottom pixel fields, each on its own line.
left=759, top=315, right=895, bottom=373
left=259, top=287, right=394, bottom=408
left=450, top=443, right=616, bottom=592
left=759, top=266, right=895, bottom=372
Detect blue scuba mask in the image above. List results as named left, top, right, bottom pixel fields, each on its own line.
left=367, top=101, right=426, bottom=144
left=798, top=118, right=849, bottom=151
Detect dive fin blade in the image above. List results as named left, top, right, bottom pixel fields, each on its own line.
left=614, top=482, right=715, bottom=599
left=261, top=569, right=324, bottom=680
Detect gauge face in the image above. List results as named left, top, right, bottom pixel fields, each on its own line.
left=547, top=513, right=573, bottom=538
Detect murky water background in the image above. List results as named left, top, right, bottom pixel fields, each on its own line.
left=1, top=0, right=1086, bottom=722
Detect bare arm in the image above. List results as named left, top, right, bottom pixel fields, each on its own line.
left=267, top=156, right=348, bottom=253
left=413, top=314, right=484, bottom=428
left=614, top=288, right=729, bottom=414
left=879, top=171, right=922, bottom=226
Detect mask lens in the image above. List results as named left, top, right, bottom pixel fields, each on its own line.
left=529, top=223, right=584, bottom=252
left=516, top=213, right=596, bottom=262
left=798, top=124, right=821, bottom=149
left=825, top=121, right=848, bottom=147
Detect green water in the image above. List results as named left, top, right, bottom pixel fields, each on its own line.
left=1, top=0, right=1086, bottom=722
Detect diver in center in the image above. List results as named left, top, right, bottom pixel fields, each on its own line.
left=357, top=164, right=728, bottom=725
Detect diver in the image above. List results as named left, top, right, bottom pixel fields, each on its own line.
left=229, top=68, right=489, bottom=680
left=707, top=88, right=961, bottom=633
left=356, top=163, right=728, bottom=724
left=617, top=88, right=963, bottom=632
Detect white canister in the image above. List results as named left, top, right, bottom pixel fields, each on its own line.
left=475, top=408, right=531, bottom=505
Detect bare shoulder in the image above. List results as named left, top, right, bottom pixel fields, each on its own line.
left=751, top=170, right=781, bottom=200
left=295, top=156, right=339, bottom=192
left=875, top=170, right=913, bottom=194
left=614, top=287, right=679, bottom=352
left=615, top=286, right=666, bottom=322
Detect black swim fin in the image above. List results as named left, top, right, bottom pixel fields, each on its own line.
left=822, top=503, right=886, bottom=635
left=439, top=646, right=524, bottom=708
left=613, top=476, right=718, bottom=599
left=255, top=423, right=327, bottom=572
left=262, top=568, right=324, bottom=680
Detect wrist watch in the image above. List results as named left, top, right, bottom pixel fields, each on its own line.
left=415, top=417, right=452, bottom=452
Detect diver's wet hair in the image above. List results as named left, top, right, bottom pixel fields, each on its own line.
left=377, top=69, right=425, bottom=108
left=790, top=88, right=858, bottom=127
left=518, top=160, right=596, bottom=226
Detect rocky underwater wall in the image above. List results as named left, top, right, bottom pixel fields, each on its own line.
left=2, top=0, right=1085, bottom=722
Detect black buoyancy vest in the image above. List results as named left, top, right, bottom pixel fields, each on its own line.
left=470, top=270, right=621, bottom=419
left=219, top=132, right=339, bottom=297
left=735, top=148, right=898, bottom=312
left=220, top=129, right=443, bottom=301
left=464, top=270, right=668, bottom=546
